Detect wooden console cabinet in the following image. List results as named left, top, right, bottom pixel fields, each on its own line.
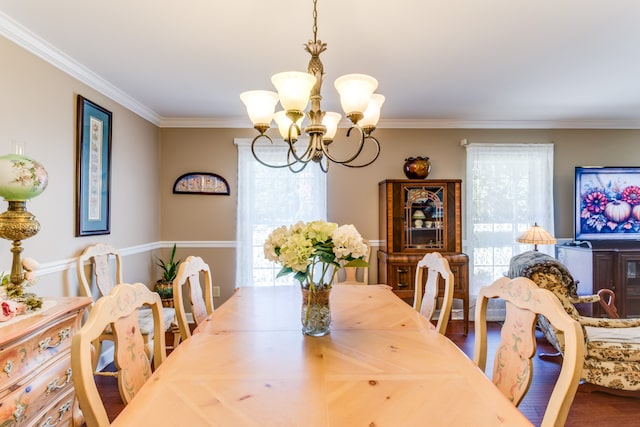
left=556, top=241, right=640, bottom=318
left=0, top=297, right=91, bottom=427
left=378, top=179, right=469, bottom=333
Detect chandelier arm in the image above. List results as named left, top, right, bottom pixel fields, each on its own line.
left=285, top=123, right=315, bottom=164
left=318, top=154, right=329, bottom=172
left=251, top=133, right=303, bottom=169
left=339, top=134, right=382, bottom=168
left=320, top=125, right=367, bottom=165
left=287, top=149, right=311, bottom=173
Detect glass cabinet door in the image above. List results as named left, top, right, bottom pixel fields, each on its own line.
left=624, top=257, right=640, bottom=317
left=403, top=184, right=446, bottom=250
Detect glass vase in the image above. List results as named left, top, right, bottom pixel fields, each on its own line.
left=300, top=283, right=331, bottom=336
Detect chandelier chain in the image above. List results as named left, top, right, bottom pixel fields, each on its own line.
left=312, top=0, right=318, bottom=43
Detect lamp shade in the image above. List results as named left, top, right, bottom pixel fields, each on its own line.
left=322, top=112, right=342, bottom=140
left=334, top=74, right=378, bottom=116
left=412, top=210, right=426, bottom=220
left=517, top=223, right=556, bottom=250
left=0, top=154, right=48, bottom=201
left=359, top=94, right=385, bottom=128
left=274, top=110, right=304, bottom=141
left=240, top=90, right=279, bottom=126
left=271, top=71, right=316, bottom=112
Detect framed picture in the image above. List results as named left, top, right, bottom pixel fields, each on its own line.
left=75, top=95, right=112, bottom=236
left=173, top=172, right=230, bottom=195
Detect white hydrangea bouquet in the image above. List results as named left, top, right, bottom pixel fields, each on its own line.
left=264, top=220, right=368, bottom=288
left=264, top=220, right=368, bottom=336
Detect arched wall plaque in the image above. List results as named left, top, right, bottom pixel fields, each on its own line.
left=173, top=172, right=230, bottom=195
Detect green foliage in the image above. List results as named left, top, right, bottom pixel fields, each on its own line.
left=156, top=243, right=181, bottom=283
left=154, top=283, right=173, bottom=299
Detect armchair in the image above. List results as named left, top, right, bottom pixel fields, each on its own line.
left=507, top=251, right=640, bottom=392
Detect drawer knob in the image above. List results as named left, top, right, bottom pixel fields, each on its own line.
left=39, top=327, right=71, bottom=352
left=13, top=403, right=26, bottom=423
left=3, top=360, right=13, bottom=377
left=46, top=368, right=72, bottom=394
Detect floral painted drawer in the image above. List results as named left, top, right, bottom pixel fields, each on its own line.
left=0, top=297, right=91, bottom=427
left=0, top=315, right=77, bottom=392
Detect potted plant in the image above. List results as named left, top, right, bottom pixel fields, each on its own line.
left=154, top=243, right=181, bottom=307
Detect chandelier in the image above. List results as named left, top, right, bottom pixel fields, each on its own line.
left=240, top=0, right=384, bottom=173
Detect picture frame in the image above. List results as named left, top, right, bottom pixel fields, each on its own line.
left=172, top=172, right=230, bottom=195
left=75, top=95, right=112, bottom=236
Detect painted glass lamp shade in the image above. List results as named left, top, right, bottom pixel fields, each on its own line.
left=516, top=223, right=556, bottom=251
left=0, top=154, right=48, bottom=201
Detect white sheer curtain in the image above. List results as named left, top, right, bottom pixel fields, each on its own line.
left=235, top=138, right=327, bottom=288
left=465, top=143, right=554, bottom=296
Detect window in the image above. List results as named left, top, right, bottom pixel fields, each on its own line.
left=465, top=143, right=554, bottom=296
left=235, top=139, right=327, bottom=287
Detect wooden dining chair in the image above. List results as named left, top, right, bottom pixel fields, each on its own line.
left=76, top=243, right=179, bottom=373
left=412, top=252, right=454, bottom=335
left=72, top=282, right=166, bottom=427
left=474, top=276, right=585, bottom=427
left=173, top=255, right=214, bottom=341
left=336, top=239, right=371, bottom=285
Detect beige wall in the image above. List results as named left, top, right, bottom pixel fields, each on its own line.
left=0, top=36, right=161, bottom=298
left=160, top=127, right=640, bottom=299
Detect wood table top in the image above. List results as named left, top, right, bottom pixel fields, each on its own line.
left=111, top=285, right=532, bottom=426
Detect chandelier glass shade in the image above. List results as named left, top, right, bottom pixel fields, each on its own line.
left=240, top=0, right=384, bottom=172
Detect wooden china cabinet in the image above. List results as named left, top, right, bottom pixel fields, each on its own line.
left=378, top=179, right=469, bottom=334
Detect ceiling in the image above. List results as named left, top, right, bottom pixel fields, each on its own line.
left=2, top=0, right=640, bottom=129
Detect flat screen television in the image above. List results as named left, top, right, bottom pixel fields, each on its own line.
left=575, top=166, right=640, bottom=241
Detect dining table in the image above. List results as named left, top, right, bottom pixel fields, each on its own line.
left=111, top=284, right=533, bottom=426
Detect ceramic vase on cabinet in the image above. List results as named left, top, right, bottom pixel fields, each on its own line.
left=403, top=157, right=431, bottom=179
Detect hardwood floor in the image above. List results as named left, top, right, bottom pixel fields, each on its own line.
left=94, top=321, right=639, bottom=426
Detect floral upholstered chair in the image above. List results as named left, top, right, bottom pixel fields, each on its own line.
left=507, top=251, right=640, bottom=392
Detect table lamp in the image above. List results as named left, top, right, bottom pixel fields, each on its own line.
left=0, top=143, right=48, bottom=310
left=516, top=223, right=556, bottom=251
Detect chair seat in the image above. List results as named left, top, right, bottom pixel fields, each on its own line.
left=587, top=340, right=640, bottom=362
left=104, top=306, right=176, bottom=335
left=583, top=358, right=640, bottom=390
left=585, top=325, right=640, bottom=344
left=139, top=307, right=176, bottom=334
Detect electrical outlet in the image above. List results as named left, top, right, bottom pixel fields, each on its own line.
left=212, top=286, right=221, bottom=298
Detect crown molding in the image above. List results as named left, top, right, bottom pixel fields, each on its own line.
left=0, top=11, right=161, bottom=126
left=158, top=116, right=640, bottom=130
left=158, top=116, right=248, bottom=128
left=377, top=118, right=640, bottom=129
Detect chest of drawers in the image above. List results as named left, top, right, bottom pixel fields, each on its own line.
left=0, top=297, right=91, bottom=427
